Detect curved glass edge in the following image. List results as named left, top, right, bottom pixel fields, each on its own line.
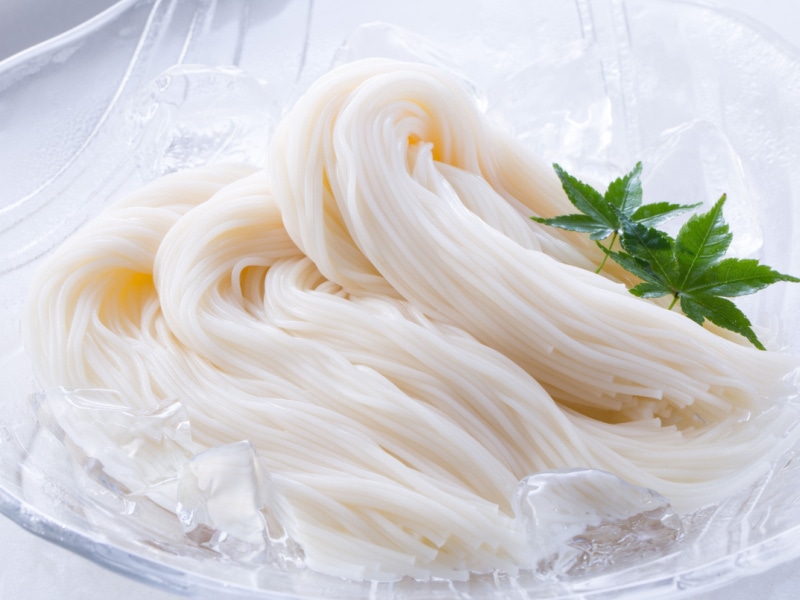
left=0, top=488, right=196, bottom=598
left=0, top=0, right=141, bottom=72
left=1, top=0, right=800, bottom=598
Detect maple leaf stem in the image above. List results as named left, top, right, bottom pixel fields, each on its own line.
left=668, top=294, right=679, bottom=310
left=595, top=231, right=618, bottom=273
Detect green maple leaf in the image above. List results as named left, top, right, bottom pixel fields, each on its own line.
left=603, top=195, right=799, bottom=350
left=532, top=162, right=698, bottom=271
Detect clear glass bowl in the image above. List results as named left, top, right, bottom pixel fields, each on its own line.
left=3, top=0, right=800, bottom=597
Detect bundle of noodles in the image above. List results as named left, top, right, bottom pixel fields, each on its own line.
left=24, top=58, right=800, bottom=581
left=269, top=58, right=797, bottom=423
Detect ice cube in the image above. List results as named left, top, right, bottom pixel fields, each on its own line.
left=333, top=22, right=463, bottom=75
left=35, top=387, right=197, bottom=505
left=640, top=119, right=760, bottom=255
left=177, top=441, right=303, bottom=566
left=128, top=64, right=276, bottom=179
left=514, top=468, right=683, bottom=578
left=332, top=23, right=485, bottom=110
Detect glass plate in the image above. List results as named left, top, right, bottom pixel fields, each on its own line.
left=3, top=0, right=800, bottom=597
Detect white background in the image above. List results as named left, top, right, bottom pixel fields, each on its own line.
left=1, top=1, right=800, bottom=599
